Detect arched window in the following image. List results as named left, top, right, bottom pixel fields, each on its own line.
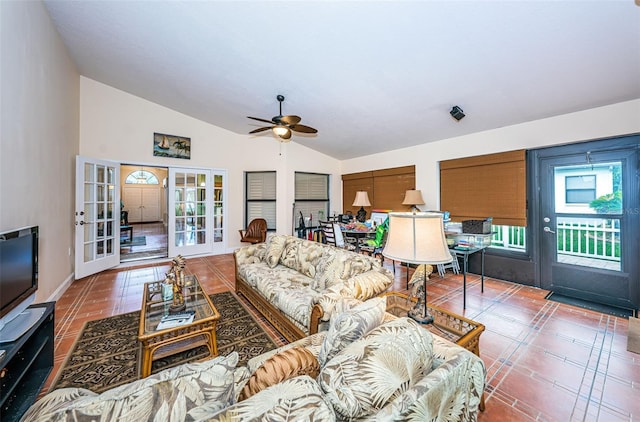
left=125, top=170, right=159, bottom=184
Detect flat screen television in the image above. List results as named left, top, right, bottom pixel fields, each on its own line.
left=0, top=226, right=39, bottom=343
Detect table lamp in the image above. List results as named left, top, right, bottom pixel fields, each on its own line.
left=382, top=212, right=452, bottom=324
left=402, top=189, right=425, bottom=213
left=352, top=191, right=371, bottom=222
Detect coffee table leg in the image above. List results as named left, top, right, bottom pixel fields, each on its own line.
left=140, top=345, right=153, bottom=378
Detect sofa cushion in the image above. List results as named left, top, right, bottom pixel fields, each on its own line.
left=314, top=250, right=349, bottom=291
left=319, top=318, right=434, bottom=420
left=317, top=297, right=387, bottom=367
left=269, top=286, right=319, bottom=331
left=238, top=346, right=320, bottom=401
left=296, top=239, right=325, bottom=278
left=279, top=236, right=301, bottom=270
left=203, top=376, right=336, bottom=421
left=23, top=353, right=240, bottom=422
left=264, top=234, right=287, bottom=268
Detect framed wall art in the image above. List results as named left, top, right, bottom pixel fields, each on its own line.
left=153, top=132, right=191, bottom=159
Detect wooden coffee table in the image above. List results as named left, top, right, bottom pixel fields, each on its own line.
left=138, top=274, right=220, bottom=378
left=383, top=292, right=486, bottom=410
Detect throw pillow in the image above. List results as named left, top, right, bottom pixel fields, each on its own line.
left=317, top=296, right=387, bottom=367
left=264, top=234, right=287, bottom=268
left=238, top=346, right=320, bottom=401
left=206, top=376, right=336, bottom=421
left=319, top=318, right=434, bottom=420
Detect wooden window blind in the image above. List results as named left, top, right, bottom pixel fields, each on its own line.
left=440, top=150, right=527, bottom=226
left=342, top=165, right=415, bottom=214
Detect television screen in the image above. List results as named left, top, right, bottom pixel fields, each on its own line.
left=0, top=227, right=38, bottom=319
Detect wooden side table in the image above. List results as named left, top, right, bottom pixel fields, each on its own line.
left=383, top=292, right=486, bottom=410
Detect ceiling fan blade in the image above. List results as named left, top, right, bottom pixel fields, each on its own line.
left=249, top=126, right=272, bottom=134
left=248, top=116, right=275, bottom=124
left=280, top=115, right=301, bottom=125
left=290, top=124, right=318, bottom=134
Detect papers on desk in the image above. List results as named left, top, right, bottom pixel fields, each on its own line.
left=156, top=311, right=195, bottom=330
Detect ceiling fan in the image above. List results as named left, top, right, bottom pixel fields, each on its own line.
left=248, top=95, right=318, bottom=141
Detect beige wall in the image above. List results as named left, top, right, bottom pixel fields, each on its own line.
left=0, top=1, right=80, bottom=302
left=79, top=78, right=342, bottom=251
left=341, top=99, right=640, bottom=210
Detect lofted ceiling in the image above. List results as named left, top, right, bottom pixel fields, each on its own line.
left=43, top=1, right=640, bottom=160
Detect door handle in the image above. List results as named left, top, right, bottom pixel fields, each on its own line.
left=543, top=226, right=556, bottom=234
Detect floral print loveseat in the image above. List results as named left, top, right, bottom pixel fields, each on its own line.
left=234, top=234, right=394, bottom=341
left=23, top=297, right=486, bottom=421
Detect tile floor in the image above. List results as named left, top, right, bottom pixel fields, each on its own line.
left=43, top=254, right=639, bottom=421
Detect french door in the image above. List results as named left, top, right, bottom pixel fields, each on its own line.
left=534, top=136, right=639, bottom=310
left=168, top=168, right=226, bottom=257
left=75, top=156, right=121, bottom=279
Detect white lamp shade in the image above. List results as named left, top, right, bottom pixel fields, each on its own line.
left=352, top=191, right=371, bottom=207
left=402, top=190, right=425, bottom=206
left=382, top=212, right=452, bottom=264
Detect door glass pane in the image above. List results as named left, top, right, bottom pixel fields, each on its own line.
left=554, top=162, right=622, bottom=214
left=97, top=165, right=105, bottom=184
left=556, top=217, right=621, bottom=271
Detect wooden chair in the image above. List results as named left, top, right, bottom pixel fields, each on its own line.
left=239, top=218, right=267, bottom=244
left=320, top=221, right=355, bottom=251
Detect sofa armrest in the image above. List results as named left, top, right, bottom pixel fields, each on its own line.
left=312, top=283, right=358, bottom=322
left=372, top=341, right=486, bottom=420
left=234, top=243, right=266, bottom=266
left=348, top=267, right=394, bottom=301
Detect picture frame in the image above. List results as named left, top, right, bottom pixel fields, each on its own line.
left=153, top=132, right=191, bottom=159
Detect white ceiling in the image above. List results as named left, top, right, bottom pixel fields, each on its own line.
left=44, top=1, right=640, bottom=160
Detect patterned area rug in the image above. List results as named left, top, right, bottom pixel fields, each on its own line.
left=51, top=292, right=278, bottom=393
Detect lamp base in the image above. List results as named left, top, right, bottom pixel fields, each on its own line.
left=356, top=207, right=367, bottom=222
left=408, top=312, right=434, bottom=325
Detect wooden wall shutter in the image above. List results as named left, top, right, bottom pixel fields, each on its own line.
left=440, top=150, right=526, bottom=226
left=342, top=165, right=415, bottom=214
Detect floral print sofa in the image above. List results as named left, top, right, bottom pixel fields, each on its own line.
left=234, top=234, right=394, bottom=341
left=23, top=297, right=486, bottom=422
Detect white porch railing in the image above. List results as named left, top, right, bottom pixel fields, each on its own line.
left=556, top=219, right=620, bottom=262
left=489, top=220, right=621, bottom=263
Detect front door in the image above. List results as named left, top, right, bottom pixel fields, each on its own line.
left=535, top=136, right=639, bottom=310
left=75, top=156, right=121, bottom=279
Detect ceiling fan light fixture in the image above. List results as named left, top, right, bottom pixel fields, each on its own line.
left=272, top=125, right=290, bottom=137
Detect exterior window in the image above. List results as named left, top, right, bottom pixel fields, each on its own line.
left=490, top=224, right=527, bottom=253
left=565, top=175, right=596, bottom=204
left=125, top=170, right=159, bottom=184
left=294, top=172, right=329, bottom=234
left=245, top=171, right=276, bottom=230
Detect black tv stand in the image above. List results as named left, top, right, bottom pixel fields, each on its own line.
left=0, top=302, right=54, bottom=422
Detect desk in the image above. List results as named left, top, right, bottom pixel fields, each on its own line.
left=451, top=246, right=487, bottom=309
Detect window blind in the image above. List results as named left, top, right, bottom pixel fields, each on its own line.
left=440, top=150, right=527, bottom=226
left=342, top=165, right=415, bottom=214
left=294, top=172, right=329, bottom=228
left=245, top=172, right=276, bottom=229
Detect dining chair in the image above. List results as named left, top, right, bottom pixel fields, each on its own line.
left=320, top=221, right=355, bottom=251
